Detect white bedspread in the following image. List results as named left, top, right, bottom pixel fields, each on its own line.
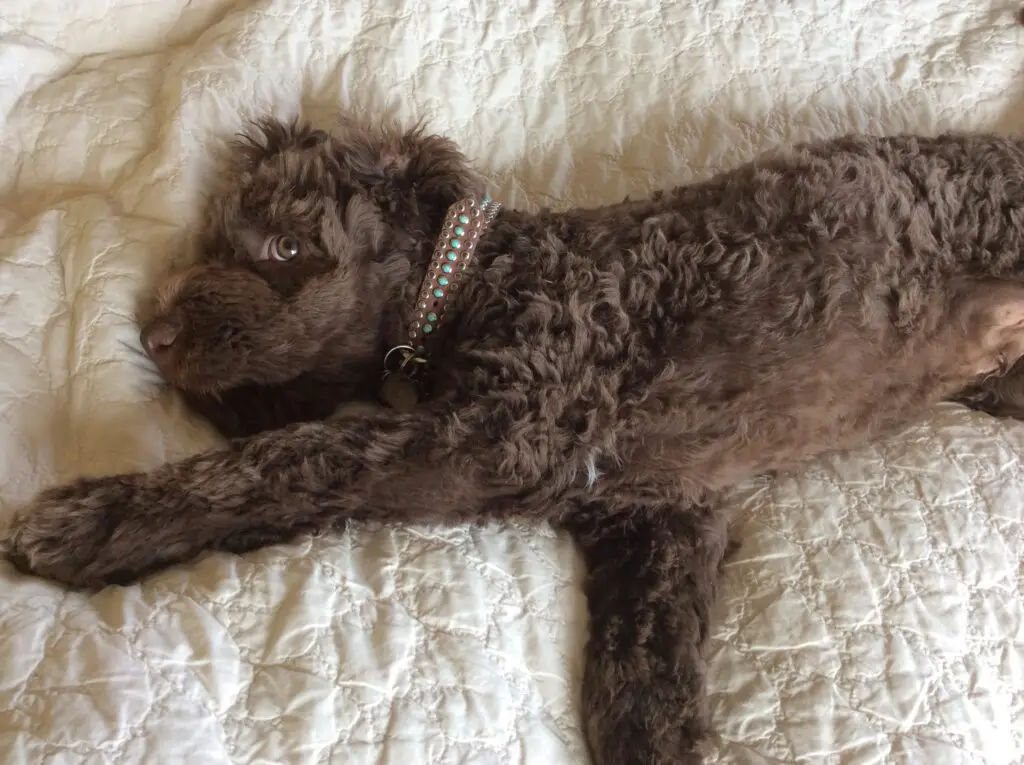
left=1, top=1, right=1023, bottom=763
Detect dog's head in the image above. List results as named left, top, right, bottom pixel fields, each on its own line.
left=139, top=118, right=482, bottom=397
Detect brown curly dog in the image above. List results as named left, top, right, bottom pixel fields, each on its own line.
left=6, top=118, right=1024, bottom=765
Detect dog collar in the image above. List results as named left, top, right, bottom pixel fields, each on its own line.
left=379, top=195, right=501, bottom=410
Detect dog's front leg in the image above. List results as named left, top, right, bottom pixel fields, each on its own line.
left=562, top=496, right=730, bottom=765
left=4, top=406, right=489, bottom=590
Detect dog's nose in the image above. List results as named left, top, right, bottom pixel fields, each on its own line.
left=140, top=317, right=182, bottom=359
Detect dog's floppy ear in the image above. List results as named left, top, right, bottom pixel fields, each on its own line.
left=318, top=195, right=389, bottom=265
left=332, top=120, right=484, bottom=212
left=229, top=118, right=330, bottom=172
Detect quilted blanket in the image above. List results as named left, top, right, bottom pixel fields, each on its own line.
left=1, top=1, right=1023, bottom=763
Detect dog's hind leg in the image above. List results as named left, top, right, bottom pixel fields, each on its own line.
left=561, top=495, right=729, bottom=765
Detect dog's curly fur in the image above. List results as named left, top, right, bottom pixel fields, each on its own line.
left=7, top=119, right=1024, bottom=764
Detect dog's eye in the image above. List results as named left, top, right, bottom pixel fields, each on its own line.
left=267, top=235, right=300, bottom=262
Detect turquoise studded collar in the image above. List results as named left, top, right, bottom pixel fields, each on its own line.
left=378, top=195, right=501, bottom=410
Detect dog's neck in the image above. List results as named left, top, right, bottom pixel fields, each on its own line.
left=377, top=195, right=502, bottom=410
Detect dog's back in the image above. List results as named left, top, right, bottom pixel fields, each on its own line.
left=449, top=132, right=1024, bottom=494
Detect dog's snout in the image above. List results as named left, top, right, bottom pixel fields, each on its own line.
left=141, top=316, right=182, bottom=359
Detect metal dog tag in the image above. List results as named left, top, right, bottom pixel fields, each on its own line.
left=379, top=372, right=419, bottom=411
left=380, top=344, right=429, bottom=411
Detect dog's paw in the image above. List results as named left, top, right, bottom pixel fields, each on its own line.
left=4, top=477, right=143, bottom=590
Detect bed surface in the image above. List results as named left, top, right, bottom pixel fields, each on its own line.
left=1, top=1, right=1022, bottom=763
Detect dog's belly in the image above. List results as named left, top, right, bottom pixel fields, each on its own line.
left=633, top=315, right=1012, bottom=491
left=635, top=383, right=945, bottom=492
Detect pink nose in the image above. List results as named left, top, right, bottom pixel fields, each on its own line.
left=140, top=317, right=182, bottom=359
